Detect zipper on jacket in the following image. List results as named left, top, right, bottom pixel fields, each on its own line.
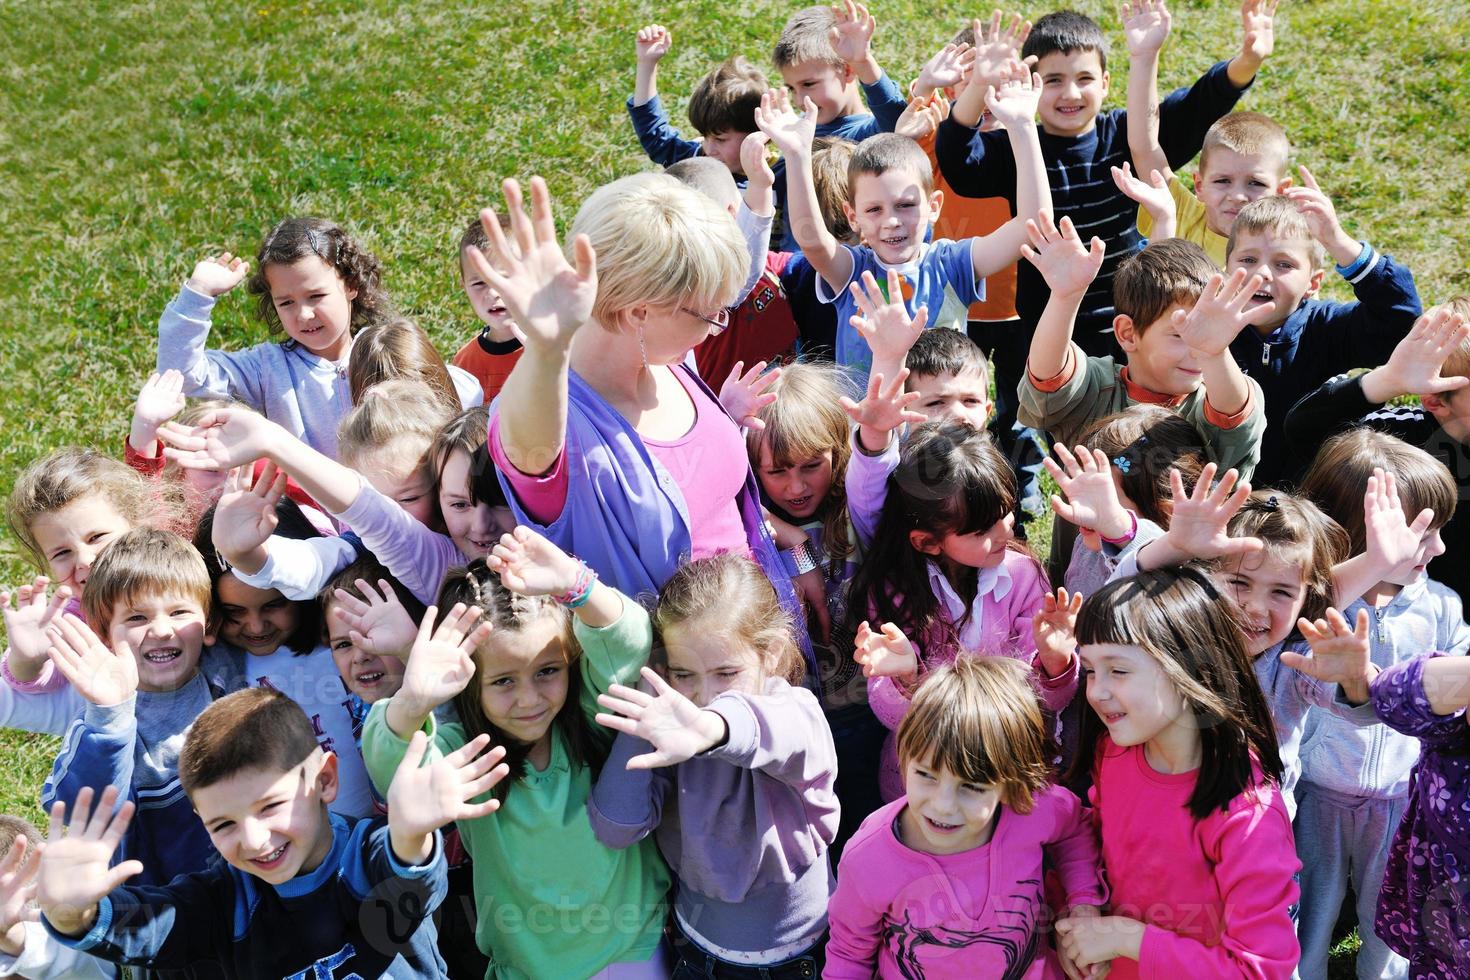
left=1261, top=341, right=1271, bottom=366
left=1375, top=606, right=1387, bottom=642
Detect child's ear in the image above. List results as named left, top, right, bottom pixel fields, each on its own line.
left=1099, top=70, right=1111, bottom=100
left=1421, top=392, right=1448, bottom=413
left=839, top=62, right=857, bottom=85
left=928, top=189, right=944, bottom=221
left=1307, top=267, right=1326, bottom=296
left=315, top=751, right=340, bottom=806
left=1113, top=313, right=1140, bottom=352
left=908, top=529, right=944, bottom=555
left=1275, top=175, right=1293, bottom=192
left=841, top=200, right=858, bottom=230
left=1192, top=170, right=1205, bottom=199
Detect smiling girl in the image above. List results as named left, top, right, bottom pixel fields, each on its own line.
left=156, top=217, right=393, bottom=459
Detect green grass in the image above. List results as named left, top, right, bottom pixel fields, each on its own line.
left=1, top=1, right=1465, bottom=966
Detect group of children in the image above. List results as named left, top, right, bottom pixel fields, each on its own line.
left=0, top=1, right=1466, bottom=978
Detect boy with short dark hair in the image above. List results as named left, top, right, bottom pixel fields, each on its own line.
left=37, top=685, right=504, bottom=978
left=1223, top=190, right=1422, bottom=485
left=904, top=327, right=992, bottom=430
left=40, top=527, right=245, bottom=887
left=452, top=213, right=524, bottom=401
left=937, top=2, right=1276, bottom=356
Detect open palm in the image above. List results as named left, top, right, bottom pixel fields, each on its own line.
left=388, top=731, right=508, bottom=839
left=595, top=668, right=726, bottom=769
left=400, top=604, right=489, bottom=710
left=487, top=525, right=584, bottom=597
left=853, top=621, right=919, bottom=680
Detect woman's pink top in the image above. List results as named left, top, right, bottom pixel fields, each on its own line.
left=826, top=786, right=1107, bottom=979
left=1091, top=737, right=1300, bottom=979
left=867, top=550, right=1073, bottom=801
left=490, top=365, right=749, bottom=560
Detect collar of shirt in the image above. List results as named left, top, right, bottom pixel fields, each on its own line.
left=926, top=558, right=1013, bottom=651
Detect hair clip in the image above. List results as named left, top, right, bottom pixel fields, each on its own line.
left=1112, top=454, right=1133, bottom=474
left=1137, top=434, right=1150, bottom=446
left=1261, top=495, right=1280, bottom=512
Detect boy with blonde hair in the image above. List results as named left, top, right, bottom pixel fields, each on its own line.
left=1285, top=302, right=1470, bottom=599
left=37, top=685, right=503, bottom=976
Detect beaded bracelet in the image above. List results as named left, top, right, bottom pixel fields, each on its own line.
left=555, top=561, right=598, bottom=608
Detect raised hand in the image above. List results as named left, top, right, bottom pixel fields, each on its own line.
left=388, top=731, right=509, bottom=847
left=466, top=177, right=598, bottom=355
left=839, top=368, right=926, bottom=439
left=1238, top=0, right=1278, bottom=68
left=894, top=91, right=952, bottom=141
left=38, top=786, right=144, bottom=937
left=185, top=252, right=249, bottom=298
left=1362, top=307, right=1470, bottom=402
left=131, top=370, right=187, bottom=434
left=1111, top=163, right=1175, bottom=230
left=1158, top=463, right=1262, bottom=561
left=211, top=464, right=286, bottom=561
left=852, top=620, right=919, bottom=681
left=1172, top=268, right=1272, bottom=356
left=394, top=604, right=491, bottom=726
left=0, top=833, right=40, bottom=938
left=754, top=88, right=817, bottom=161
left=45, top=613, right=137, bottom=707
left=846, top=268, right=928, bottom=364
left=634, top=23, right=672, bottom=64
left=916, top=41, right=976, bottom=96
left=739, top=131, right=775, bottom=191
left=1362, top=468, right=1435, bottom=580
left=1020, top=213, right=1106, bottom=297
left=595, top=667, right=728, bottom=769
left=157, top=407, right=279, bottom=472
left=1, top=577, right=72, bottom=675
left=719, top=360, right=781, bottom=431
left=983, top=63, right=1042, bottom=130
left=486, top=525, right=585, bottom=597
left=1121, top=0, right=1172, bottom=56
left=1034, top=588, right=1082, bottom=677
left=332, top=579, right=418, bottom=661
left=828, top=0, right=877, bottom=67
left=1284, top=607, right=1376, bottom=703
left=970, top=10, right=1032, bottom=91
left=1044, top=444, right=1133, bottom=540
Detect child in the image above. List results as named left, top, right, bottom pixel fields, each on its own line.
left=36, top=687, right=499, bottom=976
left=363, top=527, right=670, bottom=976
left=845, top=421, right=1074, bottom=801
left=1017, top=219, right=1267, bottom=479
left=629, top=25, right=766, bottom=177
left=1292, top=428, right=1468, bottom=979
left=1368, top=652, right=1470, bottom=977
left=936, top=4, right=1271, bottom=355
left=756, top=65, right=1049, bottom=380
left=156, top=217, right=393, bottom=458
left=346, top=315, right=484, bottom=411
left=40, top=528, right=246, bottom=886
left=1285, top=303, right=1470, bottom=598
left=827, top=656, right=1107, bottom=978
left=3, top=448, right=179, bottom=693
left=1055, top=566, right=1299, bottom=978
left=1224, top=192, right=1423, bottom=485
left=589, top=554, right=838, bottom=975
left=902, top=326, right=992, bottom=430
left=0, top=813, right=110, bottom=979
left=452, top=215, right=524, bottom=401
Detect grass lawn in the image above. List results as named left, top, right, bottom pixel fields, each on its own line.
left=2, top=1, right=1466, bottom=971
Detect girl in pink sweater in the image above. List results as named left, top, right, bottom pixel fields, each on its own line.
left=845, top=422, right=1078, bottom=801
left=827, top=655, right=1107, bottom=979
left=1056, top=566, right=1301, bottom=979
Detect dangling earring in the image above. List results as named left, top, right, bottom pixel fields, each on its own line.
left=637, top=325, right=650, bottom=371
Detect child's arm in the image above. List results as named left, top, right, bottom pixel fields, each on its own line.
left=382, top=605, right=491, bottom=740
left=1044, top=444, right=1136, bottom=544
left=911, top=41, right=974, bottom=103
left=843, top=268, right=929, bottom=395
left=840, top=394, right=909, bottom=549
left=126, top=370, right=186, bottom=463
left=1332, top=468, right=1437, bottom=609
left=208, top=463, right=286, bottom=576
left=754, top=90, right=853, bottom=293
left=586, top=730, right=671, bottom=850
left=1121, top=0, right=1172, bottom=179
left=1112, top=163, right=1177, bottom=240
left=156, top=254, right=267, bottom=407
left=626, top=25, right=702, bottom=168
left=1225, top=0, right=1277, bottom=89
left=828, top=0, right=906, bottom=133
left=1281, top=607, right=1378, bottom=706
left=1, top=578, right=72, bottom=687
left=1373, top=653, right=1470, bottom=738
left=855, top=622, right=922, bottom=733
left=950, top=12, right=1030, bottom=128
left=0, top=921, right=113, bottom=980
left=385, top=730, right=507, bottom=866
left=969, top=67, right=1055, bottom=278
left=1033, top=587, right=1083, bottom=683
left=1043, top=786, right=1109, bottom=913
left=631, top=24, right=670, bottom=107
left=824, top=852, right=886, bottom=979
left=1176, top=268, right=1273, bottom=418
left=735, top=134, right=777, bottom=301
left=37, top=787, right=144, bottom=940
left=1134, top=464, right=1263, bottom=571
left=1019, top=214, right=1107, bottom=382
left=718, top=360, right=781, bottom=431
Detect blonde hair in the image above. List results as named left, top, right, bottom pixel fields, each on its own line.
left=80, top=528, right=211, bottom=634
left=570, top=173, right=746, bottom=328
left=1200, top=112, right=1290, bottom=178
left=337, top=378, right=455, bottom=473
left=811, top=137, right=858, bottom=245
left=774, top=6, right=842, bottom=70
left=749, top=363, right=857, bottom=571
left=1226, top=196, right=1326, bottom=268
left=7, top=448, right=173, bottom=573
left=1300, top=428, right=1456, bottom=553
left=653, top=554, right=807, bottom=686
left=346, top=317, right=462, bottom=413
left=1432, top=296, right=1470, bottom=382
left=897, top=657, right=1053, bottom=813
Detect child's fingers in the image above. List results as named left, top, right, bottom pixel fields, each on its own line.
left=593, top=712, right=642, bottom=736
left=45, top=800, right=66, bottom=844
left=398, top=729, right=431, bottom=772
left=461, top=762, right=511, bottom=802
left=103, top=859, right=145, bottom=893
left=414, top=605, right=440, bottom=647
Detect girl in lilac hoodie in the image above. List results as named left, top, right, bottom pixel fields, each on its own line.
left=589, top=553, right=838, bottom=977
